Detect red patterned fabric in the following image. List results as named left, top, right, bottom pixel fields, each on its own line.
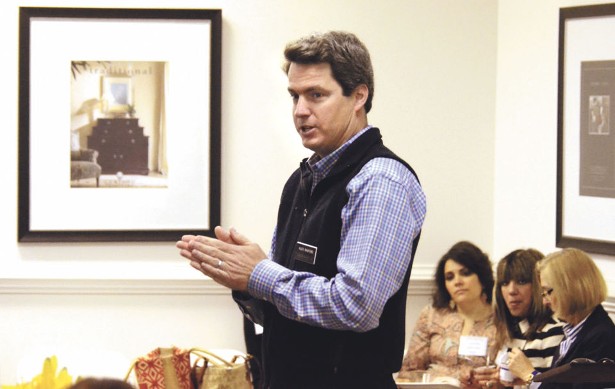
left=133, top=348, right=192, bottom=389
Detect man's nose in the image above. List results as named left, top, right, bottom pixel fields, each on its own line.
left=294, top=97, right=310, bottom=117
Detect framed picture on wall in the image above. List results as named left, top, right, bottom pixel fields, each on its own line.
left=557, top=3, right=615, bottom=255
left=101, top=76, right=133, bottom=114
left=18, top=7, right=221, bottom=242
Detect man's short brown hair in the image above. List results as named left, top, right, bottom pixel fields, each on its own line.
left=283, top=31, right=374, bottom=113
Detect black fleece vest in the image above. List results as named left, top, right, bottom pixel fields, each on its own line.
left=262, top=128, right=421, bottom=388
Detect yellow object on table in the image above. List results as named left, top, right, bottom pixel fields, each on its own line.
left=2, top=356, right=73, bottom=389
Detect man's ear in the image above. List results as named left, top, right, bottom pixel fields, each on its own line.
left=353, top=84, right=369, bottom=112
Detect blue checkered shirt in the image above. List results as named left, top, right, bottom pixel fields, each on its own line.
left=247, top=126, right=427, bottom=332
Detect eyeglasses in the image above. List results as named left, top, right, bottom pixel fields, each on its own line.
left=541, top=288, right=554, bottom=298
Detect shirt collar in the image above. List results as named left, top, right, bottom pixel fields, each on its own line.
left=562, top=314, right=590, bottom=339
left=308, top=125, right=372, bottom=184
left=517, top=318, right=530, bottom=334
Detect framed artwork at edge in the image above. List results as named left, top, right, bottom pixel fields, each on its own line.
left=557, top=3, right=615, bottom=255
left=18, top=7, right=222, bottom=242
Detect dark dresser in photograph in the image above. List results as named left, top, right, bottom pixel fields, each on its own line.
left=88, top=118, right=149, bottom=175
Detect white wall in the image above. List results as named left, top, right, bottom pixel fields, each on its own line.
left=11, top=0, right=596, bottom=384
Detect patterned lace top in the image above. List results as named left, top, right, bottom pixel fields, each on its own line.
left=399, top=304, right=498, bottom=380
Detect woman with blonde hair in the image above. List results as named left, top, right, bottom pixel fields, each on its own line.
left=526, top=248, right=615, bottom=389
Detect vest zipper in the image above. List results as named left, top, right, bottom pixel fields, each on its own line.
left=299, top=160, right=312, bottom=220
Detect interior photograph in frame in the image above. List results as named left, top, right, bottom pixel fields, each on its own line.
left=557, top=3, right=615, bottom=255
left=18, top=7, right=221, bottom=242
left=71, top=61, right=169, bottom=189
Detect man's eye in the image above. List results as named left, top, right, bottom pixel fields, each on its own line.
left=312, top=92, right=322, bottom=98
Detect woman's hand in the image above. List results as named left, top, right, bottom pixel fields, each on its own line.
left=470, top=365, right=500, bottom=389
left=507, top=348, right=535, bottom=382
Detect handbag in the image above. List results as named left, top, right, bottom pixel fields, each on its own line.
left=189, top=348, right=255, bottom=389
left=125, top=347, right=192, bottom=389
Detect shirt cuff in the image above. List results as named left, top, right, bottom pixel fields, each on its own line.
left=248, top=259, right=291, bottom=303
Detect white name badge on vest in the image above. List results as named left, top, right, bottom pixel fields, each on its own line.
left=294, top=242, right=318, bottom=265
left=458, top=335, right=488, bottom=357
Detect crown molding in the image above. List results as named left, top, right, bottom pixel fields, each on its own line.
left=0, top=276, right=434, bottom=296
left=0, top=278, right=230, bottom=295
left=603, top=297, right=615, bottom=315
left=0, top=264, right=436, bottom=296
left=2, top=276, right=614, bottom=317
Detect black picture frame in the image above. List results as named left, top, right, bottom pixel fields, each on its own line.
left=18, top=7, right=221, bottom=242
left=557, top=3, right=615, bottom=255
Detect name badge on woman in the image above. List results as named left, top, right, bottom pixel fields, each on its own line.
left=458, top=335, right=488, bottom=357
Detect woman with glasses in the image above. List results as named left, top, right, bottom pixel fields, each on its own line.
left=397, top=241, right=497, bottom=388
left=534, top=248, right=615, bottom=389
left=473, top=249, right=564, bottom=388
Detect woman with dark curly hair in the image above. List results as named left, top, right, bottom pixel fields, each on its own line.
left=398, top=241, right=497, bottom=388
